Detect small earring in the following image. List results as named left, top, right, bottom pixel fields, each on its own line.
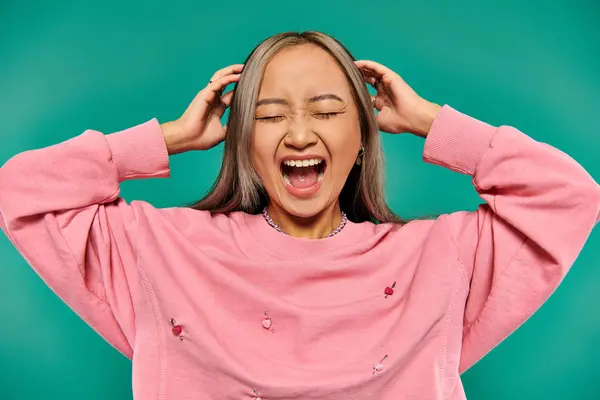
left=356, top=146, right=365, bottom=166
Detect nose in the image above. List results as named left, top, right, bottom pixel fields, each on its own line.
left=283, top=117, right=318, bottom=150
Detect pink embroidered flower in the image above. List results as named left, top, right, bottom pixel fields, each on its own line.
left=170, top=318, right=184, bottom=341
left=373, top=354, right=388, bottom=375
left=262, top=311, right=274, bottom=333
left=384, top=281, right=396, bottom=298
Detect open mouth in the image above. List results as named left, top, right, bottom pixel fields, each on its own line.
left=280, top=158, right=326, bottom=190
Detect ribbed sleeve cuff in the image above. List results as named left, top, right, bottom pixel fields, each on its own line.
left=105, top=118, right=170, bottom=181
left=422, top=105, right=497, bottom=176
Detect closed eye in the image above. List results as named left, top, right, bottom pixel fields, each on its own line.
left=314, top=112, right=340, bottom=119
left=255, top=116, right=285, bottom=123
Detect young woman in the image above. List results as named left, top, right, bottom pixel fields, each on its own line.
left=0, top=31, right=598, bottom=399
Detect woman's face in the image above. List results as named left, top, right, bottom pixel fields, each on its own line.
left=252, top=44, right=362, bottom=218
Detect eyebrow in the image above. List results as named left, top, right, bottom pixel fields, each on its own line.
left=309, top=94, right=344, bottom=103
left=256, top=93, right=344, bottom=107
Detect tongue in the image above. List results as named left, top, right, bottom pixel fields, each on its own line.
left=288, top=166, right=319, bottom=188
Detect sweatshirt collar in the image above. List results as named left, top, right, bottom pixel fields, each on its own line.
left=243, top=212, right=366, bottom=259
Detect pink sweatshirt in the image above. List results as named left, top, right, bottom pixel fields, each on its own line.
left=1, top=105, right=599, bottom=399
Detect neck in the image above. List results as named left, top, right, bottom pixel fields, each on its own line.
left=266, top=202, right=342, bottom=239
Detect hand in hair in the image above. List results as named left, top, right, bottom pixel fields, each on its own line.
left=161, top=64, right=243, bottom=155
left=355, top=60, right=441, bottom=138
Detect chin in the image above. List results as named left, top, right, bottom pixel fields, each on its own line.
left=272, top=184, right=335, bottom=219
left=282, top=197, right=332, bottom=218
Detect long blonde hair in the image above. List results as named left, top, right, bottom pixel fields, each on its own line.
left=191, top=31, right=416, bottom=224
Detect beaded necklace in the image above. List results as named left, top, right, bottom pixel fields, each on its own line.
left=261, top=207, right=347, bottom=238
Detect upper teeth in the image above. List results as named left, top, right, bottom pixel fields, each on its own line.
left=283, top=159, right=323, bottom=167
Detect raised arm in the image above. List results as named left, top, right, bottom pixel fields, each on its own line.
left=0, top=119, right=170, bottom=357
left=0, top=65, right=242, bottom=356
left=355, top=59, right=600, bottom=373
left=423, top=106, right=600, bottom=372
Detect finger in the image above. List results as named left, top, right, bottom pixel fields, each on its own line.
left=215, top=92, right=234, bottom=118
left=357, top=68, right=381, bottom=89
left=214, top=101, right=226, bottom=119
left=354, top=60, right=394, bottom=77
left=369, top=76, right=380, bottom=89
left=213, top=89, right=236, bottom=117
left=210, top=64, right=244, bottom=82
left=358, top=69, right=374, bottom=84
left=356, top=67, right=384, bottom=85
left=357, top=67, right=379, bottom=82
left=363, top=72, right=382, bottom=89
left=197, top=74, right=240, bottom=108
left=371, top=95, right=384, bottom=111
left=221, top=90, right=234, bottom=108
left=359, top=68, right=381, bottom=78
left=357, top=68, right=383, bottom=91
left=206, top=73, right=241, bottom=95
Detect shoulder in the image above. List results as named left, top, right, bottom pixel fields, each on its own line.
left=349, top=216, right=438, bottom=254
left=363, top=210, right=481, bottom=247
left=363, top=216, right=436, bottom=237
left=129, top=200, right=248, bottom=234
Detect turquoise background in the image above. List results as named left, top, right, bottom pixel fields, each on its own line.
left=1, top=0, right=599, bottom=398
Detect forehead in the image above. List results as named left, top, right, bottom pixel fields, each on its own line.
left=260, top=44, right=350, bottom=95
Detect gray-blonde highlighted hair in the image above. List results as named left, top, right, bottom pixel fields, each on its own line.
left=191, top=31, right=411, bottom=224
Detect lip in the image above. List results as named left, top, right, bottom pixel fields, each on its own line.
left=278, top=154, right=328, bottom=199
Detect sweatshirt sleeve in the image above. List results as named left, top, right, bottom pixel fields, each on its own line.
left=0, top=118, right=170, bottom=358
left=423, top=105, right=600, bottom=373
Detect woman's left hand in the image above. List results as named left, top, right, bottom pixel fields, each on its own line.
left=355, top=60, right=442, bottom=137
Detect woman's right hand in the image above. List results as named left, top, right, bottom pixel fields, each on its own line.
left=161, top=64, right=243, bottom=155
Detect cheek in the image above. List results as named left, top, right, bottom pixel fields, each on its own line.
left=326, top=118, right=362, bottom=168
left=251, top=129, right=280, bottom=179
